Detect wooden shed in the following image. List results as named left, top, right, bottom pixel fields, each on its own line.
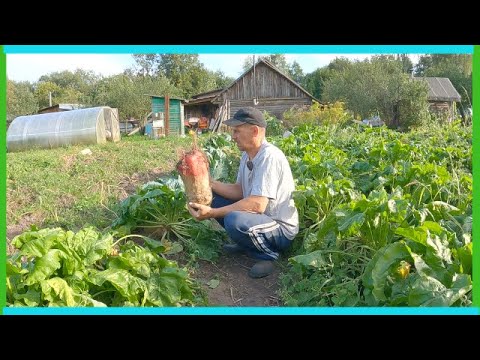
left=38, top=103, right=84, bottom=114
left=414, top=77, right=461, bottom=122
left=184, top=59, right=318, bottom=130
left=149, top=95, right=185, bottom=136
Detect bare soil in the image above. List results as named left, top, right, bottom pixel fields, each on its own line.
left=117, top=167, right=167, bottom=200
left=194, top=253, right=284, bottom=306
left=6, top=212, right=44, bottom=254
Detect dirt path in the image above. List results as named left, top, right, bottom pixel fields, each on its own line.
left=194, top=253, right=284, bottom=306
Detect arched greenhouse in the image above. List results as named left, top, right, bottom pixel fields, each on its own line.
left=7, top=106, right=121, bottom=152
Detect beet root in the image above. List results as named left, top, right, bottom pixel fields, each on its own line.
left=177, top=149, right=212, bottom=206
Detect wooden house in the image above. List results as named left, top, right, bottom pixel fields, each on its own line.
left=414, top=77, right=461, bottom=121
left=38, top=103, right=84, bottom=114
left=184, top=59, right=318, bottom=130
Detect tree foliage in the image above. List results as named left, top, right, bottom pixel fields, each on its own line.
left=302, top=57, right=353, bottom=100
left=94, top=74, right=180, bottom=121
left=282, top=101, right=351, bottom=128
left=38, top=69, right=102, bottom=106
left=396, top=54, right=414, bottom=74
left=327, top=57, right=353, bottom=72
left=8, top=55, right=228, bottom=123
left=323, top=55, right=429, bottom=128
left=303, top=67, right=332, bottom=100
left=132, top=54, right=230, bottom=97
left=34, top=81, right=62, bottom=109
left=157, top=54, right=224, bottom=97
left=289, top=60, right=304, bottom=84
left=212, top=70, right=235, bottom=89
left=132, top=54, right=160, bottom=77
left=6, top=80, right=38, bottom=122
left=242, top=54, right=304, bottom=83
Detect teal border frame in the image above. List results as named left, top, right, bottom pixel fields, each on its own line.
left=0, top=46, right=6, bottom=314
left=473, top=45, right=479, bottom=309
left=3, top=45, right=473, bottom=54
left=1, top=45, right=477, bottom=315
left=3, top=307, right=479, bottom=315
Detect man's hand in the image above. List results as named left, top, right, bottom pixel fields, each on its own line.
left=188, top=202, right=214, bottom=221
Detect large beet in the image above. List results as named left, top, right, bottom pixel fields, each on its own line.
left=177, top=141, right=212, bottom=206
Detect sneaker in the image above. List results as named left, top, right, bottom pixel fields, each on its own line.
left=223, top=244, right=245, bottom=255
left=248, top=260, right=275, bottom=278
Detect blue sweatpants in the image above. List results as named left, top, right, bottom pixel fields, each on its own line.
left=212, top=192, right=292, bottom=260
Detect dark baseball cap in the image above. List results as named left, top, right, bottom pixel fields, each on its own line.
left=224, top=107, right=267, bottom=128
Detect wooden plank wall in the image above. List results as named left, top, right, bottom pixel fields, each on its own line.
left=429, top=101, right=450, bottom=112
left=226, top=63, right=308, bottom=99
left=428, top=101, right=454, bottom=122
left=229, top=97, right=311, bottom=119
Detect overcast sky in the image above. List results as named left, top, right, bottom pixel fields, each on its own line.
left=6, top=54, right=421, bottom=83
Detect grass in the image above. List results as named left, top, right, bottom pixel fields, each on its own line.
left=7, top=134, right=193, bottom=235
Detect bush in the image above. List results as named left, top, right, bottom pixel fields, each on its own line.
left=264, top=111, right=284, bottom=137
left=282, top=101, right=352, bottom=129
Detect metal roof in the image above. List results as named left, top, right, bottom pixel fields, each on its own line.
left=38, top=103, right=84, bottom=112
left=146, top=94, right=185, bottom=101
left=185, top=89, right=224, bottom=105
left=413, top=77, right=461, bottom=102
left=190, top=88, right=224, bottom=100
left=187, top=58, right=319, bottom=104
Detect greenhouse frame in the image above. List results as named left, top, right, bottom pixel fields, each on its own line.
left=7, top=106, right=121, bottom=152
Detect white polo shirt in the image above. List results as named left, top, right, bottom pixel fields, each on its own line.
left=236, top=141, right=299, bottom=240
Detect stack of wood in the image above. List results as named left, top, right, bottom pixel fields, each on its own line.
left=210, top=99, right=230, bottom=133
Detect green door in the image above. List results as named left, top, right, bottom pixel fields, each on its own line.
left=152, top=97, right=181, bottom=135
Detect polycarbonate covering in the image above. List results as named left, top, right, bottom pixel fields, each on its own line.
left=7, top=107, right=109, bottom=152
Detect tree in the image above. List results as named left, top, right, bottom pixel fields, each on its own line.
left=397, top=78, right=430, bottom=129
left=211, top=70, right=235, bottom=89
left=7, top=80, right=38, bottom=122
left=34, top=81, right=62, bottom=109
left=39, top=69, right=99, bottom=89
left=323, top=59, right=376, bottom=120
left=157, top=54, right=219, bottom=97
left=302, top=67, right=332, bottom=100
left=132, top=54, right=160, bottom=77
left=94, top=73, right=180, bottom=121
left=396, top=54, right=414, bottom=74
left=327, top=57, right=352, bottom=72
left=301, top=58, right=353, bottom=100
left=38, top=69, right=102, bottom=106
left=289, top=60, right=304, bottom=84
left=266, top=54, right=291, bottom=76
left=415, top=54, right=472, bottom=77
left=241, top=54, right=303, bottom=80
left=414, top=55, right=432, bottom=77
left=242, top=56, right=254, bottom=72
left=130, top=54, right=234, bottom=96
left=323, top=55, right=429, bottom=128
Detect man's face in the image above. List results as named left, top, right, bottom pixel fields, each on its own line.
left=231, top=123, right=255, bottom=151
